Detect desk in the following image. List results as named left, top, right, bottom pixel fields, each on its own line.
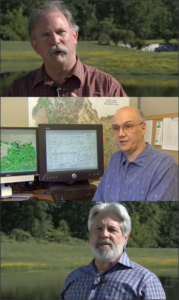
left=1, top=187, right=96, bottom=201
left=1, top=189, right=53, bottom=201
left=0, top=180, right=100, bottom=201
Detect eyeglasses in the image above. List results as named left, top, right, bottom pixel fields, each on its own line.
left=110, top=123, right=143, bottom=135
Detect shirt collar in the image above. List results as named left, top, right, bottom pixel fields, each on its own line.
left=32, top=55, right=84, bottom=90
left=89, top=251, right=134, bottom=275
left=117, top=251, right=134, bottom=268
left=121, top=143, right=152, bottom=167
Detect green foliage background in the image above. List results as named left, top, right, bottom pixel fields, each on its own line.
left=1, top=0, right=178, bottom=42
left=1, top=201, right=178, bottom=248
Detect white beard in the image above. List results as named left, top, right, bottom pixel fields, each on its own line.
left=90, top=238, right=126, bottom=262
left=55, top=53, right=65, bottom=62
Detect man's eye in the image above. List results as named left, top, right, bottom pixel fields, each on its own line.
left=42, top=33, right=49, bottom=37
left=125, top=125, right=132, bottom=129
left=113, top=126, right=119, bottom=131
left=57, top=31, right=65, bottom=35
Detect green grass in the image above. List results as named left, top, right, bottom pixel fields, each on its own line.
left=1, top=41, right=178, bottom=77
left=1, top=242, right=178, bottom=276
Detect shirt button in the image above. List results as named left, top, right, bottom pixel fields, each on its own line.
left=124, top=192, right=127, bottom=195
left=126, top=175, right=129, bottom=178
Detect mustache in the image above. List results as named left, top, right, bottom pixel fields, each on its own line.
left=95, top=239, right=114, bottom=248
left=47, top=44, right=69, bottom=57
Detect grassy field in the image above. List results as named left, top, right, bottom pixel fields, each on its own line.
left=1, top=40, right=178, bottom=96
left=1, top=241, right=178, bottom=276
left=1, top=40, right=178, bottom=77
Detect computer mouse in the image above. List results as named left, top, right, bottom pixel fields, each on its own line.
left=29, top=196, right=39, bottom=201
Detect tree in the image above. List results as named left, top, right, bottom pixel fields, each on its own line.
left=123, top=30, right=135, bottom=46
left=151, top=1, right=172, bottom=39
left=157, top=202, right=179, bottom=248
left=98, top=33, right=110, bottom=45
left=162, top=29, right=173, bottom=44
left=1, top=4, right=28, bottom=40
left=126, top=202, right=160, bottom=247
left=1, top=202, right=54, bottom=239
left=112, top=0, right=153, bottom=39
left=110, top=28, right=121, bottom=46
left=59, top=201, right=95, bottom=240
left=98, top=18, right=115, bottom=45
left=66, top=0, right=98, bottom=40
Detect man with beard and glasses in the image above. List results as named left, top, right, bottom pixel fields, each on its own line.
left=93, top=106, right=178, bottom=201
left=4, top=1, right=127, bottom=97
left=60, top=203, right=166, bottom=300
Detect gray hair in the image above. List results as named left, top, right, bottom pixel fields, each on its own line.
left=28, top=1, right=79, bottom=41
left=88, top=203, right=131, bottom=237
left=137, top=109, right=145, bottom=123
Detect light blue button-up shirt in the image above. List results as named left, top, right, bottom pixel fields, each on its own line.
left=60, top=251, right=166, bottom=299
left=93, top=143, right=178, bottom=201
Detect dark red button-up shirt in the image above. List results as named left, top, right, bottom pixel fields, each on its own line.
left=5, top=56, right=127, bottom=97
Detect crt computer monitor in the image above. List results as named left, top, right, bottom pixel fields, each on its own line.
left=38, top=124, right=104, bottom=191
left=0, top=127, right=38, bottom=197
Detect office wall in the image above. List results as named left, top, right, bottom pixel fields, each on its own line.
left=1, top=97, right=139, bottom=127
left=129, top=97, right=138, bottom=108
left=140, top=97, right=178, bottom=117
left=1, top=97, right=29, bottom=127
left=1, top=97, right=178, bottom=127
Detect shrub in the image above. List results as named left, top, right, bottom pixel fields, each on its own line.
left=123, top=30, right=135, bottom=45
left=9, top=229, right=32, bottom=242
left=110, top=29, right=121, bottom=46
left=163, top=29, right=173, bottom=43
left=1, top=231, right=9, bottom=242
left=44, top=229, right=87, bottom=245
left=45, top=230, right=71, bottom=243
left=98, top=33, right=110, bottom=45
left=59, top=219, right=70, bottom=235
left=130, top=38, right=146, bottom=49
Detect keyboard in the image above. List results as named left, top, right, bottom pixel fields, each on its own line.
left=51, top=187, right=97, bottom=201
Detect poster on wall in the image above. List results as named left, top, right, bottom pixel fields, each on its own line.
left=162, top=117, right=178, bottom=151
left=28, top=97, right=129, bottom=127
left=28, top=97, right=129, bottom=169
left=154, top=121, right=163, bottom=145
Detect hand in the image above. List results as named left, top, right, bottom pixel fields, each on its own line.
left=71, top=92, right=78, bottom=97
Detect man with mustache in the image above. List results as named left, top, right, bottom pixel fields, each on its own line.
left=60, top=202, right=166, bottom=299
left=93, top=106, right=178, bottom=201
left=4, top=1, right=127, bottom=97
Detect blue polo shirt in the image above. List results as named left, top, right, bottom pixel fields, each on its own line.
left=93, top=143, right=178, bottom=201
left=60, top=251, right=166, bottom=299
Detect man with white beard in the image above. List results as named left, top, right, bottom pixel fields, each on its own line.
left=60, top=203, right=166, bottom=300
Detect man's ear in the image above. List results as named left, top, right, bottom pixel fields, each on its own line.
left=31, top=40, right=40, bottom=55
left=141, top=122, right=146, bottom=136
left=125, top=233, right=130, bottom=244
left=73, top=31, right=78, bottom=46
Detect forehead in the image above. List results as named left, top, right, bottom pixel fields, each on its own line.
left=113, top=108, right=139, bottom=124
left=92, top=211, right=121, bottom=228
left=34, top=10, right=71, bottom=31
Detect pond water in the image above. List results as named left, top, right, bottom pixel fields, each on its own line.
left=1, top=270, right=178, bottom=299
left=1, top=72, right=178, bottom=97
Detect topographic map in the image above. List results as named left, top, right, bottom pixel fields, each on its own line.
left=28, top=97, right=129, bottom=169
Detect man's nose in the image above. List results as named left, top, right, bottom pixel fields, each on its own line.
left=100, top=228, right=109, bottom=238
left=51, top=32, right=61, bottom=45
left=118, top=127, right=126, bottom=137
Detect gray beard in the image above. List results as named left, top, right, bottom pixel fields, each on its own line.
left=54, top=53, right=65, bottom=62
left=90, top=238, right=126, bottom=262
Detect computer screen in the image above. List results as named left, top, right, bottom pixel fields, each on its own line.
left=38, top=124, right=104, bottom=189
left=0, top=127, right=38, bottom=197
